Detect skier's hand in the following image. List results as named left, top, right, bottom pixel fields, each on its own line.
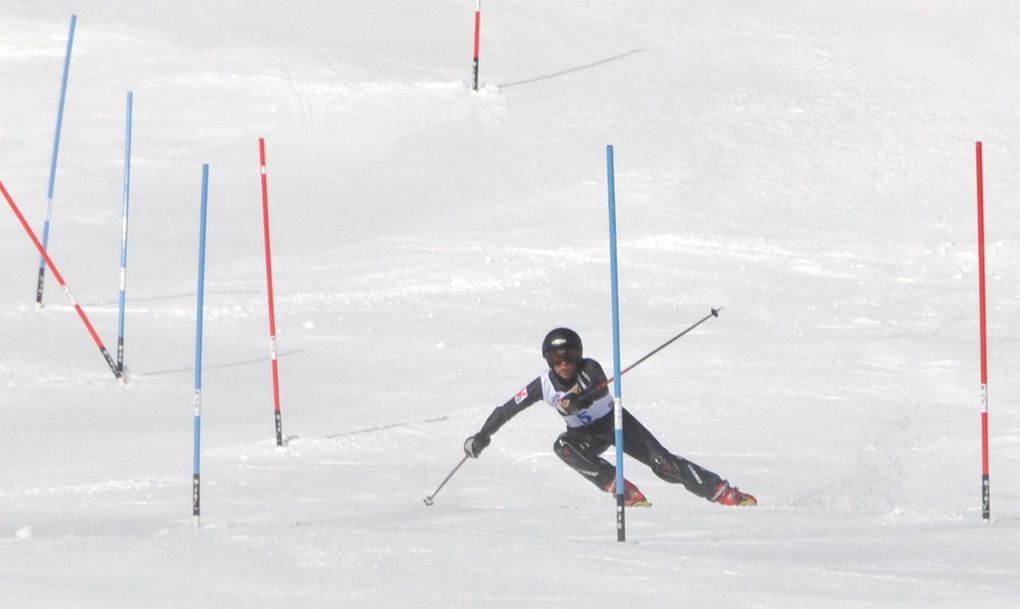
left=463, top=434, right=490, bottom=458
left=556, top=392, right=590, bottom=415
left=556, top=394, right=581, bottom=414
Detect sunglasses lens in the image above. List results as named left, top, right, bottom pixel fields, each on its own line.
left=546, top=348, right=579, bottom=366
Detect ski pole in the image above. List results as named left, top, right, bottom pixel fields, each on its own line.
left=578, top=308, right=722, bottom=402
left=613, top=307, right=721, bottom=382
left=423, top=454, right=469, bottom=506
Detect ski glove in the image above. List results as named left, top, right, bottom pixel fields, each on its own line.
left=463, top=434, right=490, bottom=458
left=556, top=392, right=592, bottom=415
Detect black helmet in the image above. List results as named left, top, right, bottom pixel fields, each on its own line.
left=542, top=328, right=583, bottom=363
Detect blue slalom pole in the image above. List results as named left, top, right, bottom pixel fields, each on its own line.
left=36, top=14, right=77, bottom=308
left=607, top=145, right=626, bottom=542
left=116, top=91, right=133, bottom=381
left=193, top=164, right=209, bottom=528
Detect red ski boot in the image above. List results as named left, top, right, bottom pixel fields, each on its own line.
left=604, top=478, right=651, bottom=507
left=712, top=482, right=757, bottom=506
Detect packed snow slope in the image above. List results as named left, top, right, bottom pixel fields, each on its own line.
left=2, top=1, right=1019, bottom=607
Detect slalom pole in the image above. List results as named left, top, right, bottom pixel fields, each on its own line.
left=259, top=138, right=285, bottom=447
left=1, top=180, right=122, bottom=382
left=116, top=91, right=133, bottom=380
left=193, top=164, right=210, bottom=528
left=37, top=14, right=77, bottom=308
left=606, top=144, right=626, bottom=542
left=423, top=454, right=470, bottom=506
left=472, top=0, right=481, bottom=91
left=975, top=141, right=990, bottom=521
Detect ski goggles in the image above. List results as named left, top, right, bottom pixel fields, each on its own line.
left=545, top=347, right=580, bottom=367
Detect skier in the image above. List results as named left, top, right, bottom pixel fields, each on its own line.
left=463, top=328, right=757, bottom=507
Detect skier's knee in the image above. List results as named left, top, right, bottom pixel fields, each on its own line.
left=554, top=436, right=592, bottom=462
left=554, top=437, right=574, bottom=461
left=554, top=436, right=611, bottom=487
left=651, top=453, right=681, bottom=481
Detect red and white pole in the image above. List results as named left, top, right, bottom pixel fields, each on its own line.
left=975, top=141, right=990, bottom=521
left=259, top=138, right=285, bottom=447
left=1, top=179, right=122, bottom=382
left=472, top=0, right=481, bottom=91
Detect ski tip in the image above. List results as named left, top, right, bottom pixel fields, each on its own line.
left=423, top=496, right=434, bottom=507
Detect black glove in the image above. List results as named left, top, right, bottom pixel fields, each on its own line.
left=463, top=434, right=491, bottom=458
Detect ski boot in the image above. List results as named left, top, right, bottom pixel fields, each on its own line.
left=604, top=478, right=651, bottom=507
left=712, top=482, right=757, bottom=506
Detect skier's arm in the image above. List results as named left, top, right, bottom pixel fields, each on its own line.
left=464, top=377, right=543, bottom=458
left=477, top=377, right=543, bottom=438
left=574, top=359, right=610, bottom=404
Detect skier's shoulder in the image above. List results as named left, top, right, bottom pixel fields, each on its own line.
left=577, top=357, right=607, bottom=378
left=508, top=374, right=544, bottom=406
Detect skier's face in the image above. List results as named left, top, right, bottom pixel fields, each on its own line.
left=546, top=348, right=578, bottom=378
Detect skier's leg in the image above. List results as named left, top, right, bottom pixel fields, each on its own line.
left=553, top=422, right=615, bottom=490
left=619, top=408, right=723, bottom=500
left=555, top=419, right=651, bottom=506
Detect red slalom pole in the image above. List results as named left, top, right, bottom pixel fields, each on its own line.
left=975, top=141, right=990, bottom=521
left=472, top=0, right=481, bottom=91
left=1, top=179, right=122, bottom=382
left=259, top=138, right=285, bottom=447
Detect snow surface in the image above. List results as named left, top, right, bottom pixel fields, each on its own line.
left=2, top=1, right=1020, bottom=607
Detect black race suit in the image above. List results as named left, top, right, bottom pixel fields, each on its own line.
left=474, top=357, right=723, bottom=500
